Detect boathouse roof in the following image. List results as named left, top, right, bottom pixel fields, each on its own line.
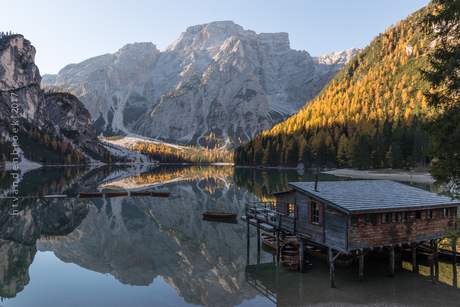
left=288, top=180, right=460, bottom=214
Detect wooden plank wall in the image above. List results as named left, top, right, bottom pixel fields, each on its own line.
left=324, top=206, right=347, bottom=251
left=295, top=192, right=324, bottom=244
left=348, top=208, right=455, bottom=250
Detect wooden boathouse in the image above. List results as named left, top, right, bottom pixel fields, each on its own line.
left=243, top=180, right=460, bottom=287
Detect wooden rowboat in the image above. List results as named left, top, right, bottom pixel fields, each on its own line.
left=401, top=246, right=434, bottom=262
left=105, top=191, right=128, bottom=198
left=261, top=233, right=283, bottom=249
left=280, top=242, right=300, bottom=270
left=130, top=191, right=152, bottom=196
left=202, top=216, right=238, bottom=224
left=419, top=244, right=458, bottom=262
left=79, top=192, right=103, bottom=198
left=305, top=242, right=353, bottom=267
left=202, top=212, right=237, bottom=219
left=151, top=191, right=170, bottom=197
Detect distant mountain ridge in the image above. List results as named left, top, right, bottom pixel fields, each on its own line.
left=43, top=21, right=358, bottom=149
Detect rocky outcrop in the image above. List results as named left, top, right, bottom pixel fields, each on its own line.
left=0, top=34, right=99, bottom=156
left=37, top=93, right=99, bottom=152
left=45, top=21, right=357, bottom=148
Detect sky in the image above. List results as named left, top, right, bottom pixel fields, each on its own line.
left=1, top=0, right=431, bottom=75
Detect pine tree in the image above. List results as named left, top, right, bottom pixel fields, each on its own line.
left=422, top=0, right=460, bottom=196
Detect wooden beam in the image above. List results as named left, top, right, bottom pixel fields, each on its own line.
left=299, top=238, right=306, bottom=273
left=389, top=245, right=395, bottom=277
left=359, top=249, right=364, bottom=282
left=328, top=247, right=338, bottom=288
left=275, top=230, right=280, bottom=262
left=257, top=222, right=261, bottom=265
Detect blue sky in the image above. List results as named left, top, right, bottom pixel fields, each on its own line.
left=2, top=0, right=430, bottom=75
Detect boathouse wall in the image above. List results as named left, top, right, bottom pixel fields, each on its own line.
left=324, top=206, right=348, bottom=251
left=275, top=191, right=349, bottom=251
left=348, top=208, right=457, bottom=250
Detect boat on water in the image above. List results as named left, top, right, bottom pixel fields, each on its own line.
left=401, top=246, right=434, bottom=262
left=202, top=212, right=237, bottom=219
left=202, top=216, right=238, bottom=224
left=280, top=242, right=300, bottom=270
left=260, top=233, right=297, bottom=250
left=261, top=233, right=282, bottom=249
left=130, top=191, right=153, bottom=196
left=79, top=192, right=103, bottom=198
left=305, top=242, right=353, bottom=267
left=151, top=191, right=170, bottom=197
left=419, top=244, right=459, bottom=263
left=105, top=191, right=128, bottom=198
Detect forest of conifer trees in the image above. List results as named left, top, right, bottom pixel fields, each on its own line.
left=234, top=2, right=438, bottom=169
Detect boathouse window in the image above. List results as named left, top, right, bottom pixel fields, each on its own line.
left=382, top=213, right=387, bottom=224
left=365, top=214, right=371, bottom=225
left=351, top=216, right=358, bottom=226
left=427, top=210, right=432, bottom=220
left=444, top=208, right=450, bottom=217
left=401, top=211, right=407, bottom=222
left=312, top=202, right=319, bottom=223
left=415, top=211, right=421, bottom=220
left=392, top=212, right=397, bottom=223
left=371, top=214, right=378, bottom=225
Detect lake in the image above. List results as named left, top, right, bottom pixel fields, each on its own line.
left=0, top=165, right=459, bottom=306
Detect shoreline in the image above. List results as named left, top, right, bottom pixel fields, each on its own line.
left=321, top=169, right=435, bottom=184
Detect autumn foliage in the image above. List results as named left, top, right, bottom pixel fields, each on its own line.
left=235, top=3, right=439, bottom=169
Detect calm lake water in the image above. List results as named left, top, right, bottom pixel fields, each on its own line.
left=0, top=165, right=459, bottom=306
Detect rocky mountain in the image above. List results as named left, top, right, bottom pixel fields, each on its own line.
left=0, top=34, right=99, bottom=160
left=44, top=21, right=358, bottom=149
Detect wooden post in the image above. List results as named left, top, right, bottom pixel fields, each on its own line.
left=257, top=222, right=261, bottom=263
left=389, top=245, right=395, bottom=277
left=434, top=240, right=439, bottom=278
left=453, top=264, right=458, bottom=288
left=412, top=242, right=417, bottom=273
left=299, top=238, right=306, bottom=273
left=328, top=247, right=334, bottom=287
left=453, top=244, right=457, bottom=265
left=359, top=249, right=364, bottom=282
left=247, top=218, right=250, bottom=246
left=275, top=230, right=280, bottom=262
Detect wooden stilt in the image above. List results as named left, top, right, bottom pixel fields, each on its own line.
left=330, top=251, right=335, bottom=288
left=275, top=230, right=280, bottom=262
left=453, top=244, right=457, bottom=265
left=412, top=242, right=417, bottom=273
left=434, top=240, right=439, bottom=279
left=299, top=238, right=306, bottom=273
left=256, top=222, right=261, bottom=265
left=246, top=218, right=250, bottom=247
left=433, top=240, right=439, bottom=263
left=359, top=249, right=364, bottom=282
left=454, top=264, right=458, bottom=288
left=389, top=245, right=395, bottom=277
left=328, top=249, right=341, bottom=288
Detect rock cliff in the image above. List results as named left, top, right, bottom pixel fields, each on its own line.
left=0, top=34, right=99, bottom=156
left=44, top=21, right=358, bottom=148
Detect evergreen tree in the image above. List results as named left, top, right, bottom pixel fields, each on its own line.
left=422, top=0, right=460, bottom=196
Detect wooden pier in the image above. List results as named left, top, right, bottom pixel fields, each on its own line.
left=245, top=180, right=460, bottom=287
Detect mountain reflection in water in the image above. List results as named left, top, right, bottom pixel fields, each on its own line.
left=0, top=166, right=458, bottom=306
